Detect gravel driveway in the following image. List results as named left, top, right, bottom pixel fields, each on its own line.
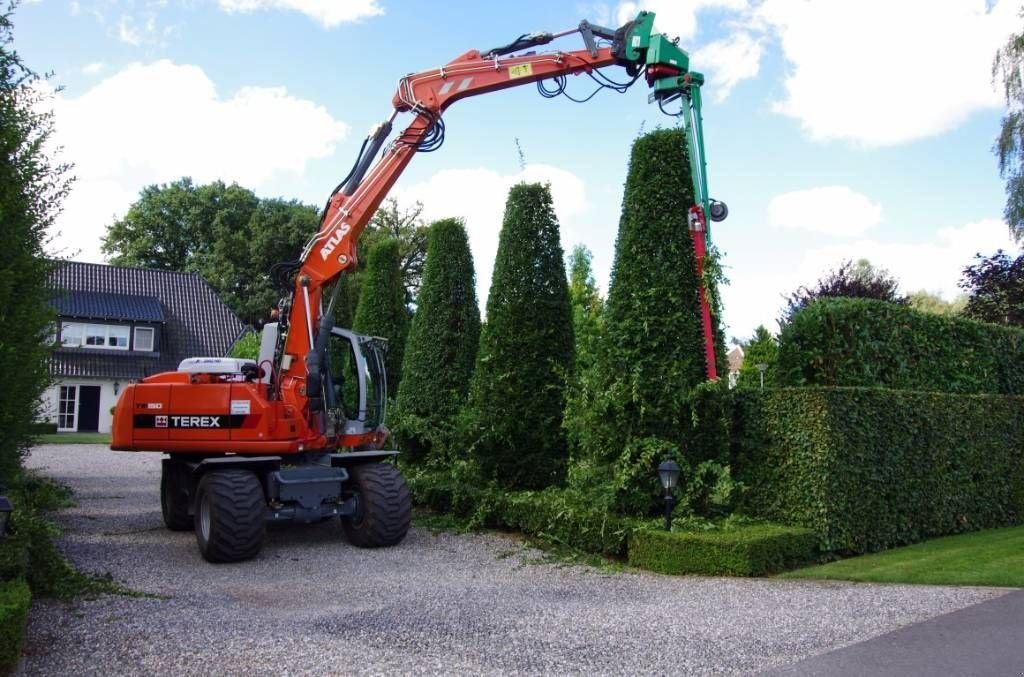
left=19, top=445, right=1009, bottom=675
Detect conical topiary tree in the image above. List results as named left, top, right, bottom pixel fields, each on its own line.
left=353, top=239, right=409, bottom=398
left=394, top=218, right=481, bottom=463
left=465, top=183, right=574, bottom=489
left=568, top=244, right=603, bottom=371
left=565, top=127, right=727, bottom=513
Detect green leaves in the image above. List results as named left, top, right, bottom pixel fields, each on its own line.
left=353, top=239, right=409, bottom=397
left=393, top=219, right=480, bottom=462
left=737, top=387, right=1024, bottom=554
left=464, top=183, right=574, bottom=490
left=777, top=298, right=1024, bottom=394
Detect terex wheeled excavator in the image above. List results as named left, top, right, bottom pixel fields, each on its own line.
left=111, top=11, right=728, bottom=563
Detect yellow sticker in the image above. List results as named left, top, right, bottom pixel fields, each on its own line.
left=508, top=63, right=533, bottom=79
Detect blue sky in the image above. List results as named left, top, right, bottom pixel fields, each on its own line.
left=15, top=0, right=1023, bottom=340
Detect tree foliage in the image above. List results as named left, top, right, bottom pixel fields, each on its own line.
left=101, top=178, right=317, bottom=326
left=959, top=249, right=1024, bottom=327
left=352, top=239, right=409, bottom=397
left=464, top=183, right=574, bottom=489
left=993, top=12, right=1024, bottom=241
left=102, top=182, right=429, bottom=326
left=394, top=218, right=480, bottom=463
left=782, top=259, right=906, bottom=324
left=567, top=244, right=603, bottom=370
left=0, top=5, right=71, bottom=477
left=565, top=128, right=724, bottom=514
left=907, top=290, right=966, bottom=317
left=736, top=325, right=778, bottom=389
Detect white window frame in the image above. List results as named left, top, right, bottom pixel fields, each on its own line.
left=57, top=385, right=78, bottom=432
left=134, top=326, right=154, bottom=352
left=60, top=321, right=130, bottom=351
left=108, top=325, right=130, bottom=350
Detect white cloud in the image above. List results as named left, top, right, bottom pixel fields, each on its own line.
left=396, top=164, right=588, bottom=308
left=767, top=186, right=883, bottom=236
left=616, top=0, right=747, bottom=41
left=758, top=0, right=1017, bottom=146
left=693, top=31, right=762, bottom=102
left=217, top=0, right=383, bottom=28
left=797, top=219, right=1019, bottom=299
left=81, top=62, right=105, bottom=75
left=117, top=13, right=156, bottom=46
left=45, top=60, right=348, bottom=260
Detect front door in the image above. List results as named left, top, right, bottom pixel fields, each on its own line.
left=77, top=386, right=101, bottom=432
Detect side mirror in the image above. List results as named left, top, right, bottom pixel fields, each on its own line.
left=709, top=199, right=729, bottom=223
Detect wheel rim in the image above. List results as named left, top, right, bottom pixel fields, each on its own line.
left=199, top=493, right=211, bottom=542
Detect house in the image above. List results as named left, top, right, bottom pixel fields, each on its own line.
left=726, top=345, right=744, bottom=388
left=43, top=261, right=246, bottom=434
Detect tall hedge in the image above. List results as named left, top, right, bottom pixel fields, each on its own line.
left=0, top=8, right=67, bottom=479
left=395, top=219, right=480, bottom=463
left=352, top=239, right=409, bottom=398
left=464, top=183, right=574, bottom=489
left=734, top=387, right=1024, bottom=554
left=777, top=298, right=1024, bottom=394
left=565, top=128, right=726, bottom=514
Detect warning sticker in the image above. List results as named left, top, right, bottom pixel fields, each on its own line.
left=230, top=400, right=251, bottom=415
left=509, top=63, right=533, bottom=79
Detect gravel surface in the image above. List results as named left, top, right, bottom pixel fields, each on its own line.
left=19, top=445, right=1009, bottom=675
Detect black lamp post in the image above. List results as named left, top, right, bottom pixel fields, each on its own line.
left=657, top=459, right=681, bottom=531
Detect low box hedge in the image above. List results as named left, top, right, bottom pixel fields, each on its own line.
left=0, top=578, right=30, bottom=674
left=777, top=298, right=1024, bottom=394
left=734, top=387, right=1024, bottom=554
left=628, top=524, right=817, bottom=576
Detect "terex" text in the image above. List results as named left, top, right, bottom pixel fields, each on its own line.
left=171, top=416, right=221, bottom=428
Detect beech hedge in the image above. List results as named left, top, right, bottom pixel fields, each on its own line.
left=734, top=387, right=1024, bottom=554
left=777, top=298, right=1024, bottom=394
left=0, top=579, right=29, bottom=673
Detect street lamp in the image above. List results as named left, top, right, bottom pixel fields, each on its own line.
left=657, top=459, right=681, bottom=531
left=756, top=363, right=768, bottom=391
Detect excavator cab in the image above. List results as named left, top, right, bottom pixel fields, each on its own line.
left=325, top=328, right=388, bottom=437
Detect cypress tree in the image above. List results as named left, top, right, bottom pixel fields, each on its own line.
left=394, top=218, right=480, bottom=463
left=568, top=244, right=603, bottom=371
left=565, top=128, right=726, bottom=513
left=353, top=239, right=409, bottom=398
left=465, top=183, right=574, bottom=489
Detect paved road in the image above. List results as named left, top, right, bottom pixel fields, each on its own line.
left=18, top=445, right=1014, bottom=675
left=767, top=589, right=1024, bottom=676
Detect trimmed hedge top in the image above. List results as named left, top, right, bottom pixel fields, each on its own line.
left=777, top=298, right=1024, bottom=394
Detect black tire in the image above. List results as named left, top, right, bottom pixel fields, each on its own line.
left=342, top=463, right=411, bottom=548
left=161, top=460, right=193, bottom=531
left=194, top=470, right=266, bottom=563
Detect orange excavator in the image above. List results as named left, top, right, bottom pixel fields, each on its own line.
left=111, top=11, right=728, bottom=562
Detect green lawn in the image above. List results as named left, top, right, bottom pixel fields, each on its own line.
left=36, top=433, right=111, bottom=445
left=781, top=526, right=1024, bottom=587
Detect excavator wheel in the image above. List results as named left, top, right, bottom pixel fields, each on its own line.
left=342, top=463, right=411, bottom=548
left=160, top=460, right=193, bottom=531
left=194, top=470, right=266, bottom=563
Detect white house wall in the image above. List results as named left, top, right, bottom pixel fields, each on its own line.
left=42, top=379, right=124, bottom=434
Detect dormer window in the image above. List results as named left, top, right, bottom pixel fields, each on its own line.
left=61, top=322, right=130, bottom=351
left=134, top=326, right=154, bottom=352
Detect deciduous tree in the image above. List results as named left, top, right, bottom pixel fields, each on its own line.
left=782, top=259, right=906, bottom=324
left=994, top=13, right=1024, bottom=241
left=959, top=249, right=1024, bottom=326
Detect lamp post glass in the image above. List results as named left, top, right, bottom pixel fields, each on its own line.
left=755, top=363, right=768, bottom=391
left=657, top=460, right=681, bottom=531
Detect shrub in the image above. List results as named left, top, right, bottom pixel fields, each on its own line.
left=394, top=219, right=480, bottom=463
left=353, top=239, right=410, bottom=397
left=735, top=387, right=1024, bottom=554
left=464, top=183, right=574, bottom=490
left=0, top=579, right=30, bottom=673
left=776, top=298, right=1024, bottom=394
left=565, top=128, right=726, bottom=514
left=628, top=524, right=817, bottom=576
